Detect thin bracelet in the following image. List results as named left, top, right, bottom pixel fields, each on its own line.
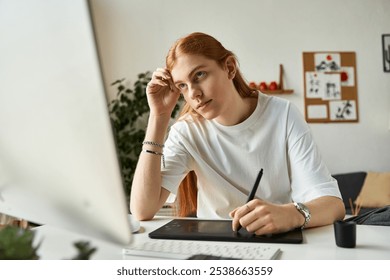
left=142, top=149, right=165, bottom=168
left=142, top=141, right=164, bottom=148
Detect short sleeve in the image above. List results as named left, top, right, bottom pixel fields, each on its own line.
left=160, top=124, right=193, bottom=200
left=286, top=105, right=342, bottom=202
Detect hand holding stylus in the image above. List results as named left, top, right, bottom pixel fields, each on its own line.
left=233, top=168, right=263, bottom=232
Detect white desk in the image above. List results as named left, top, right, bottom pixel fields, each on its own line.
left=33, top=216, right=390, bottom=260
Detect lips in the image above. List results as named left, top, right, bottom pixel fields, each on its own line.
left=196, top=99, right=212, bottom=110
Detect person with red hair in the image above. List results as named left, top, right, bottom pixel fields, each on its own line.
left=130, top=32, right=345, bottom=235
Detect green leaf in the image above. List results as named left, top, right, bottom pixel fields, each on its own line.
left=110, top=78, right=125, bottom=86
left=0, top=226, right=40, bottom=260
left=70, top=241, right=97, bottom=260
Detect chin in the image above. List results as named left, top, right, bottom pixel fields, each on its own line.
left=198, top=112, right=217, bottom=121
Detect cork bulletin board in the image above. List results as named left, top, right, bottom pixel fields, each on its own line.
left=303, top=52, right=358, bottom=123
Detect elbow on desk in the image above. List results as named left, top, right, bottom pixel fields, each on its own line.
left=337, top=199, right=347, bottom=221
left=326, top=197, right=346, bottom=225
left=129, top=197, right=159, bottom=221
left=133, top=213, right=155, bottom=221
left=130, top=206, right=156, bottom=221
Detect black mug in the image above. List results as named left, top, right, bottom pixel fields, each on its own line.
left=334, top=220, right=356, bottom=248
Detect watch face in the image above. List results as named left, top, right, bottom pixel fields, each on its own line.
left=294, top=202, right=310, bottom=229
left=298, top=203, right=309, bottom=213
left=296, top=202, right=311, bottom=219
left=299, top=203, right=311, bottom=219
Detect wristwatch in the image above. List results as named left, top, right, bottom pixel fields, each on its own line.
left=294, top=202, right=311, bottom=229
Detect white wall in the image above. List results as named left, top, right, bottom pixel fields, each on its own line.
left=90, top=0, right=390, bottom=174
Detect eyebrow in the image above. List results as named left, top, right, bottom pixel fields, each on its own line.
left=174, top=64, right=207, bottom=85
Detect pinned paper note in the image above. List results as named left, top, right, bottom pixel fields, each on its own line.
left=305, top=72, right=324, bottom=99
left=340, top=67, right=355, bottom=87
left=314, top=53, right=341, bottom=72
left=307, top=105, right=328, bottom=119
left=329, top=100, right=357, bottom=121
left=322, top=73, right=341, bottom=100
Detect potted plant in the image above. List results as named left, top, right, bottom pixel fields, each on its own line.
left=108, top=72, right=181, bottom=203
left=0, top=225, right=96, bottom=260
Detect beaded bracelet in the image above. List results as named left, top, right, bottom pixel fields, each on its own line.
left=142, top=141, right=164, bottom=148
left=142, top=149, right=165, bottom=168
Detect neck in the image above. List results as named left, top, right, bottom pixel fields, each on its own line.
left=216, top=94, right=258, bottom=126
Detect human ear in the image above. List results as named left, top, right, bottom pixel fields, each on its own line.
left=225, top=56, right=237, bottom=79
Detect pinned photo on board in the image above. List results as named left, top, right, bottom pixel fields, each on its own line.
left=314, top=53, right=341, bottom=72
left=329, top=100, right=357, bottom=121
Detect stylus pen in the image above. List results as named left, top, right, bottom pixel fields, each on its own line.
left=236, top=168, right=263, bottom=232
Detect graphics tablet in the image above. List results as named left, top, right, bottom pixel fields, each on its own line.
left=149, top=219, right=303, bottom=244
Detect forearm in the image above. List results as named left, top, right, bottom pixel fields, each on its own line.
left=304, top=196, right=346, bottom=228
left=130, top=114, right=171, bottom=220
left=276, top=196, right=345, bottom=232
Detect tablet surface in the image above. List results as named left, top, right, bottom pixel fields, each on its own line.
left=149, top=219, right=303, bottom=244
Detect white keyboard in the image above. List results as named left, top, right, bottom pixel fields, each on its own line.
left=123, top=239, right=281, bottom=260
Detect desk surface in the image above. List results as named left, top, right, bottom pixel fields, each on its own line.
left=33, top=217, right=390, bottom=260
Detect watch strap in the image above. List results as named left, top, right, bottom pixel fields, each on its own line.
left=294, top=202, right=311, bottom=229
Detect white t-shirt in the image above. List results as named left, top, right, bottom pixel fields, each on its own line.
left=161, top=93, right=341, bottom=218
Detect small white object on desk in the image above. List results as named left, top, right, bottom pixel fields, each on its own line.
left=128, top=214, right=140, bottom=233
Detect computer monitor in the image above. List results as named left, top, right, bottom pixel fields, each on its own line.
left=0, top=0, right=131, bottom=244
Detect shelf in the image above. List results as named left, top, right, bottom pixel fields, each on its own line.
left=259, top=64, right=294, bottom=95
left=260, top=89, right=294, bottom=94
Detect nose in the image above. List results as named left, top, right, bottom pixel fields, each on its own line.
left=188, top=84, right=202, bottom=100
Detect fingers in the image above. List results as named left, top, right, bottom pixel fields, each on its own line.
left=231, top=203, right=254, bottom=231
left=153, top=68, right=171, bottom=81
left=147, top=68, right=176, bottom=93
left=229, top=207, right=238, bottom=218
left=232, top=200, right=279, bottom=235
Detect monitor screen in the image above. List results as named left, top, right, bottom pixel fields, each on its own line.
left=0, top=0, right=131, bottom=244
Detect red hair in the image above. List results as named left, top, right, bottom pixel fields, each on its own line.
left=166, top=32, right=254, bottom=217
